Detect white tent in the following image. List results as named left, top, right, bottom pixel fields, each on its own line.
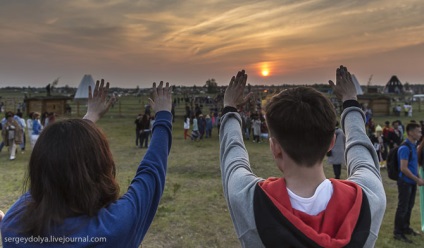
left=351, top=74, right=364, bottom=95
left=74, top=74, right=96, bottom=102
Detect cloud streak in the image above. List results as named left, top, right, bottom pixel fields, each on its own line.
left=0, top=0, right=423, bottom=87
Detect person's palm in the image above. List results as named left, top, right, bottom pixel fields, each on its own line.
left=224, top=70, right=252, bottom=108
left=328, top=66, right=357, bottom=102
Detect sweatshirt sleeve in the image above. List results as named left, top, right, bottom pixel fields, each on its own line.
left=219, top=111, right=264, bottom=247
left=341, top=106, right=386, bottom=246
left=107, top=110, right=172, bottom=245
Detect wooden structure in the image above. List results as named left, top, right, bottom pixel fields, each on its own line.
left=358, top=95, right=391, bottom=116
left=24, top=96, right=72, bottom=116
left=384, top=75, right=404, bottom=94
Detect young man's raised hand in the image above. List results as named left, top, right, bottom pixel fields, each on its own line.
left=224, top=70, right=253, bottom=109
left=328, top=65, right=358, bottom=102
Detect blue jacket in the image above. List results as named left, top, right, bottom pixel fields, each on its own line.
left=1, top=111, right=172, bottom=247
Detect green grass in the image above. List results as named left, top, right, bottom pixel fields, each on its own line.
left=1, top=92, right=424, bottom=247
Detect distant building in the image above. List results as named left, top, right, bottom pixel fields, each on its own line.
left=384, top=76, right=404, bottom=94
left=24, top=95, right=72, bottom=116
left=358, top=95, right=391, bottom=116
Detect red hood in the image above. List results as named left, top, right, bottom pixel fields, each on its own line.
left=258, top=178, right=363, bottom=247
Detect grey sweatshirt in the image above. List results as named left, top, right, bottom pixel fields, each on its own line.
left=219, top=106, right=386, bottom=248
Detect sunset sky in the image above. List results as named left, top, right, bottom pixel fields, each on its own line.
left=1, top=0, right=423, bottom=88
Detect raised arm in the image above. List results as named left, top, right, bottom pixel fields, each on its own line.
left=329, top=66, right=381, bottom=181
left=83, top=79, right=116, bottom=123
left=329, top=66, right=385, bottom=245
left=220, top=71, right=263, bottom=245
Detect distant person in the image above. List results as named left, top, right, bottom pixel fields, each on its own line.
left=139, top=113, right=150, bottom=148
left=1, top=111, right=23, bottom=160
left=16, top=112, right=27, bottom=153
left=135, top=114, right=142, bottom=147
left=31, top=112, right=43, bottom=149
left=327, top=122, right=345, bottom=179
left=393, top=123, right=424, bottom=243
left=205, top=115, right=213, bottom=138
left=370, top=125, right=387, bottom=167
left=252, top=115, right=261, bottom=143
left=388, top=120, right=403, bottom=149
left=395, top=104, right=402, bottom=116
left=191, top=115, right=199, bottom=141
left=1, top=80, right=173, bottom=247
left=219, top=67, right=386, bottom=247
left=26, top=112, right=34, bottom=144
left=244, top=112, right=252, bottom=140
left=183, top=114, right=190, bottom=140
left=198, top=114, right=206, bottom=139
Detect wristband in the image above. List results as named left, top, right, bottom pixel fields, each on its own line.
left=222, top=106, right=238, bottom=115
left=343, top=100, right=360, bottom=110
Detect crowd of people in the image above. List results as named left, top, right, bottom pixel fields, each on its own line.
left=0, top=66, right=423, bottom=247
left=0, top=110, right=54, bottom=160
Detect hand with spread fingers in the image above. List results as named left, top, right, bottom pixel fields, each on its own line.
left=83, top=79, right=116, bottom=123
left=149, top=81, right=172, bottom=113
left=328, top=65, right=358, bottom=102
left=224, top=70, right=253, bottom=109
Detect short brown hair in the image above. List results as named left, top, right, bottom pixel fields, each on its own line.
left=20, top=119, right=120, bottom=235
left=406, top=122, right=421, bottom=133
left=265, top=87, right=337, bottom=166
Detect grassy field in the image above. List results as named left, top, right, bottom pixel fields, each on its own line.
left=1, top=91, right=424, bottom=247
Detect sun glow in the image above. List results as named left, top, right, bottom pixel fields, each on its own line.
left=261, top=69, right=269, bottom=77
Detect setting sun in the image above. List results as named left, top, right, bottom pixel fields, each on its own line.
left=261, top=69, right=269, bottom=77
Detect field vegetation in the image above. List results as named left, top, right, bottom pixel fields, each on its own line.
left=1, top=89, right=424, bottom=247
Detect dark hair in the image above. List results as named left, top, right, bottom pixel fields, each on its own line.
left=20, top=119, right=120, bottom=235
left=6, top=111, right=14, bottom=118
left=406, top=122, right=420, bottom=133
left=265, top=87, right=337, bottom=166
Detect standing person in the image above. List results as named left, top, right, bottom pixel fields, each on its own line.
left=219, top=67, right=386, bottom=247
left=139, top=114, right=150, bottom=148
left=370, top=125, right=386, bottom=167
left=134, top=114, right=142, bottom=147
left=1, top=112, right=23, bottom=160
left=393, top=122, right=424, bottom=243
left=183, top=114, right=190, bottom=140
left=244, top=112, right=252, bottom=140
left=1, top=80, right=173, bottom=247
left=198, top=114, right=206, bottom=140
left=388, top=121, right=403, bottom=149
left=16, top=112, right=26, bottom=153
left=205, top=115, right=213, bottom=138
left=31, top=112, right=42, bottom=149
left=327, top=122, right=345, bottom=179
left=149, top=115, right=155, bottom=139
left=26, top=112, right=34, bottom=145
left=191, top=115, right=199, bottom=141
left=252, top=115, right=261, bottom=143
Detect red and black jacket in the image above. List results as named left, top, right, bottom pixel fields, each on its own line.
left=254, top=178, right=371, bottom=248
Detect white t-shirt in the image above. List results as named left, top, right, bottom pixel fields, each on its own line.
left=287, top=179, right=333, bottom=216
